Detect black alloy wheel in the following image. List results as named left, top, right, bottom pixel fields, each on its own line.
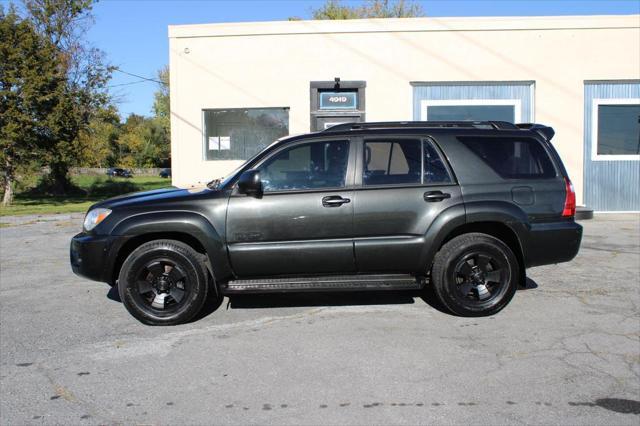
left=431, top=233, right=519, bottom=317
left=118, top=240, right=210, bottom=325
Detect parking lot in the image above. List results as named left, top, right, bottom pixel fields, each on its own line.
left=1, top=213, right=639, bottom=425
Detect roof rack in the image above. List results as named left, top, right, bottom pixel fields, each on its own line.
left=322, top=121, right=519, bottom=133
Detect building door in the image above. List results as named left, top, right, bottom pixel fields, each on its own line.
left=412, top=82, right=534, bottom=123
left=584, top=81, right=640, bottom=211
left=310, top=80, right=366, bottom=131
left=226, top=138, right=356, bottom=277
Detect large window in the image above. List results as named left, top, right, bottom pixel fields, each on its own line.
left=363, top=139, right=451, bottom=186
left=421, top=99, right=521, bottom=123
left=203, top=108, right=289, bottom=161
left=459, top=137, right=556, bottom=179
left=258, top=140, right=349, bottom=192
left=592, top=99, right=640, bottom=160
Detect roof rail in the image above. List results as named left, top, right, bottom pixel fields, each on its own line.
left=515, top=123, right=555, bottom=140
left=322, top=121, right=518, bottom=133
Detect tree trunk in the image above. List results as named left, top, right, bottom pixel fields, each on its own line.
left=2, top=158, right=13, bottom=206
left=49, top=163, right=70, bottom=195
left=2, top=175, right=13, bottom=206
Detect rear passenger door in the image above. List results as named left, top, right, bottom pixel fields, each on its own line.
left=352, top=136, right=462, bottom=273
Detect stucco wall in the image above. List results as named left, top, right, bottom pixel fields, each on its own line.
left=168, top=15, right=640, bottom=204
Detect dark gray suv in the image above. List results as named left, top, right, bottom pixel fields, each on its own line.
left=71, top=121, right=582, bottom=325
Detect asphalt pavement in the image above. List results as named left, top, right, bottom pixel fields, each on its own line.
left=1, top=213, right=639, bottom=425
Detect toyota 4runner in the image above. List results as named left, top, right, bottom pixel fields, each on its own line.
left=71, top=121, right=583, bottom=325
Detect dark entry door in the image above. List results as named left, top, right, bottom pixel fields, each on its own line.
left=352, top=136, right=462, bottom=272
left=226, top=138, right=356, bottom=277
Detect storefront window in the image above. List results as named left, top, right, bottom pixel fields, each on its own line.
left=203, top=108, right=289, bottom=161
left=596, top=104, right=640, bottom=156
left=426, top=105, right=515, bottom=122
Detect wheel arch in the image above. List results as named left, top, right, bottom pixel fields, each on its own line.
left=438, top=221, right=526, bottom=287
left=109, top=211, right=233, bottom=288
left=422, top=201, right=529, bottom=286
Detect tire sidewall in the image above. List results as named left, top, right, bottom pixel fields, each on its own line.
left=433, top=234, right=519, bottom=317
left=118, top=241, right=207, bottom=325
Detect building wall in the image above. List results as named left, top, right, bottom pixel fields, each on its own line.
left=168, top=15, right=640, bottom=204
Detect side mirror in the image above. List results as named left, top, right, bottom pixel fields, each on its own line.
left=237, top=169, right=262, bottom=197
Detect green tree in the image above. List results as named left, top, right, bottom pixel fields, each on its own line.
left=77, top=105, right=120, bottom=167
left=23, top=0, right=112, bottom=194
left=311, top=0, right=425, bottom=19
left=0, top=7, right=64, bottom=205
left=116, top=113, right=169, bottom=168
left=151, top=66, right=171, bottom=166
left=152, top=66, right=170, bottom=138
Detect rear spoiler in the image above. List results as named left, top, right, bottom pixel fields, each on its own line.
left=516, top=123, right=555, bottom=141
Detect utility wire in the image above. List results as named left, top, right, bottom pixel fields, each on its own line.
left=113, top=68, right=166, bottom=85
left=108, top=80, right=155, bottom=88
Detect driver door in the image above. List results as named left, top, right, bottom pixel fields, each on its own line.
left=226, top=138, right=356, bottom=277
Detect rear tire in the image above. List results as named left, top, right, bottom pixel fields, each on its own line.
left=431, top=233, right=519, bottom=317
left=118, top=239, right=209, bottom=325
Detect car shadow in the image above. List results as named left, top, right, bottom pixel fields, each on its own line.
left=106, top=276, right=540, bottom=320
left=227, top=290, right=418, bottom=310
left=520, top=276, right=539, bottom=290
left=106, top=286, right=121, bottom=302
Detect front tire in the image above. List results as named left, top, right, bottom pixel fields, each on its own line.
left=118, top=240, right=209, bottom=325
left=431, top=233, right=519, bottom=317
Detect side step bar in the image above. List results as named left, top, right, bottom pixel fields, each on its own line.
left=224, top=274, right=423, bottom=293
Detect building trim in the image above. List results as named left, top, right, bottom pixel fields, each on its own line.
left=590, top=97, right=640, bottom=162
left=169, top=15, right=639, bottom=39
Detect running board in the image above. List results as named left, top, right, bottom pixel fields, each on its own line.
left=224, top=274, right=423, bottom=293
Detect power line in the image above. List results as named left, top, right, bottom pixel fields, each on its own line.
left=108, top=79, right=155, bottom=88
left=113, top=68, right=166, bottom=85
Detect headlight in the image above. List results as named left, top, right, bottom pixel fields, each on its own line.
left=83, top=208, right=111, bottom=231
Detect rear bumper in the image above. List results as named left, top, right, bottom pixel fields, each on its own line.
left=70, top=233, right=127, bottom=284
left=523, top=220, right=583, bottom=267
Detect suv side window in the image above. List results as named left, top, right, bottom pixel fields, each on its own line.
left=258, top=140, right=349, bottom=192
left=424, top=141, right=452, bottom=184
left=459, top=136, right=556, bottom=179
left=363, top=139, right=452, bottom=186
left=363, top=140, right=421, bottom=185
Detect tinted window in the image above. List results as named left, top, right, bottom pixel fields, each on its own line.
left=459, top=137, right=556, bottom=179
left=427, top=105, right=515, bottom=122
left=597, top=104, right=640, bottom=155
left=363, top=140, right=421, bottom=185
left=258, top=140, right=349, bottom=191
left=203, top=108, right=289, bottom=161
left=424, top=142, right=452, bottom=184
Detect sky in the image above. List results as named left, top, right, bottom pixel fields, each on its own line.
left=48, top=0, right=640, bottom=117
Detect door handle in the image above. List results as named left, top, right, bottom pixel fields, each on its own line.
left=322, top=196, right=351, bottom=207
left=424, top=191, right=451, bottom=202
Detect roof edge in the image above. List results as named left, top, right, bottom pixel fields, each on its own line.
left=168, top=14, right=640, bottom=39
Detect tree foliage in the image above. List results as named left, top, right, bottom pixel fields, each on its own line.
left=22, top=0, right=113, bottom=193
left=0, top=6, right=65, bottom=205
left=311, top=0, right=425, bottom=20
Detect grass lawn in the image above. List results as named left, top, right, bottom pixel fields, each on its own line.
left=0, top=176, right=172, bottom=217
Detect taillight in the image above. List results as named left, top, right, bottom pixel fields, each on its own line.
left=562, top=177, right=576, bottom=217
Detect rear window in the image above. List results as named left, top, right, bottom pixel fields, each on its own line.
left=459, top=137, right=556, bottom=179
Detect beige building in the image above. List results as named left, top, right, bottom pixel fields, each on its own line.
left=168, top=15, right=640, bottom=211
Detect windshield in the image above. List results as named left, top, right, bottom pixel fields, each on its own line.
left=209, top=137, right=287, bottom=189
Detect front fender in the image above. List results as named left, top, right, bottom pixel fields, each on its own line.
left=111, top=211, right=233, bottom=282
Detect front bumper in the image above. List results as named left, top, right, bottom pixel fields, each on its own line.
left=70, top=233, right=127, bottom=284
left=523, top=220, right=583, bottom=268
